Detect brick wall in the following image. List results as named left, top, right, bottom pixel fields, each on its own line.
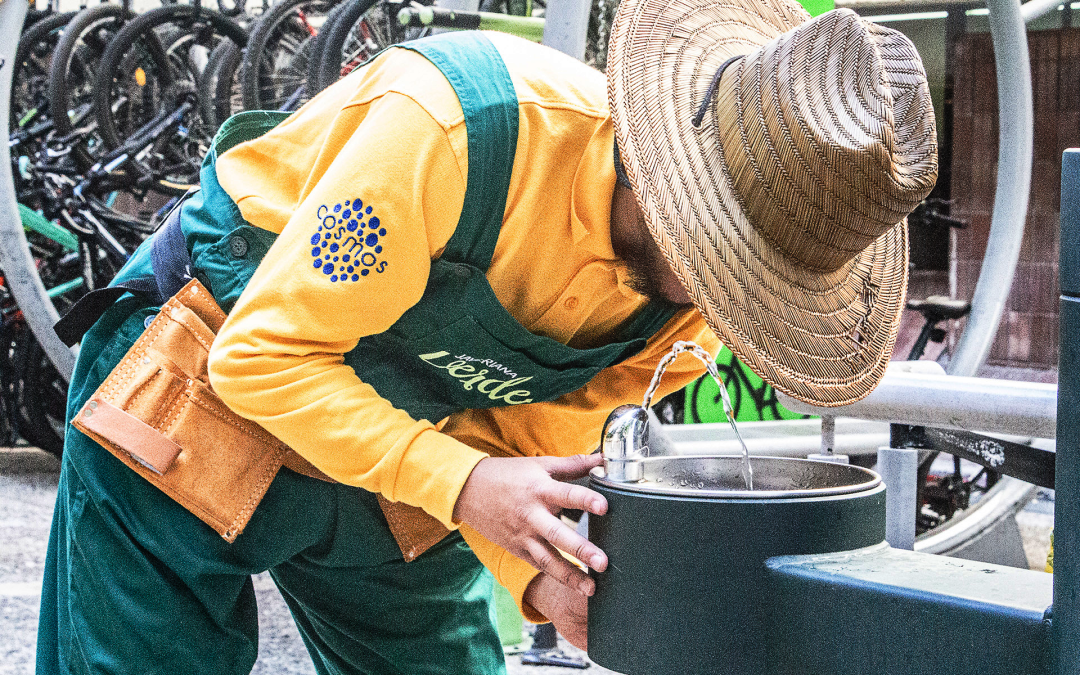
left=949, top=28, right=1080, bottom=371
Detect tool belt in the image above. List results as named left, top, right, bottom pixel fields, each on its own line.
left=62, top=207, right=450, bottom=559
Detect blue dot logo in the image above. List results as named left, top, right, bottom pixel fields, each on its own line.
left=311, top=200, right=389, bottom=282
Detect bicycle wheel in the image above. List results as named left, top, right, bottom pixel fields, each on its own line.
left=10, top=323, right=67, bottom=456
left=314, top=0, right=429, bottom=94
left=11, top=11, right=76, bottom=134
left=198, top=39, right=244, bottom=130
left=240, top=0, right=333, bottom=111
left=92, top=4, right=248, bottom=193
left=304, top=0, right=355, bottom=96
left=48, top=4, right=134, bottom=171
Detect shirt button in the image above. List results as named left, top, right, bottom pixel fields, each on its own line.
left=564, top=296, right=580, bottom=310
left=229, top=235, right=249, bottom=259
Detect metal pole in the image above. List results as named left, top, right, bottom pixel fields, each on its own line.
left=778, top=368, right=1057, bottom=438
left=947, top=0, right=1033, bottom=378
left=878, top=446, right=918, bottom=550
left=1020, top=0, right=1063, bottom=22
left=540, top=0, right=591, bottom=60
left=0, top=0, right=77, bottom=381
left=1052, top=149, right=1080, bottom=675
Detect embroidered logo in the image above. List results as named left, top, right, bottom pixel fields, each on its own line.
left=310, top=199, right=389, bottom=282
left=418, top=351, right=535, bottom=405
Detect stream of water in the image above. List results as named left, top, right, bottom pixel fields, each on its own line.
left=641, top=341, right=754, bottom=490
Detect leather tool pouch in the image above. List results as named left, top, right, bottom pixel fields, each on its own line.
left=72, top=279, right=450, bottom=557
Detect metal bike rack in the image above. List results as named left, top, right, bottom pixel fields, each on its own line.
left=1052, top=148, right=1080, bottom=675
left=0, top=0, right=77, bottom=382
left=947, top=0, right=1033, bottom=377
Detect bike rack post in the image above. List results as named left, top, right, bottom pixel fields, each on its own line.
left=0, top=0, right=77, bottom=381
left=877, top=445, right=918, bottom=550
left=947, top=0, right=1033, bottom=378
left=1052, top=148, right=1080, bottom=675
left=541, top=0, right=591, bottom=59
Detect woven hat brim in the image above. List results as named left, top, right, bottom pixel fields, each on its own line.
left=608, top=0, right=909, bottom=407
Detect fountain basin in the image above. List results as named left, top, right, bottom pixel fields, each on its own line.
left=587, top=456, right=886, bottom=675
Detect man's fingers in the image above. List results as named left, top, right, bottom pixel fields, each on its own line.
left=544, top=453, right=604, bottom=482
left=528, top=510, right=608, bottom=573
left=525, top=539, right=595, bottom=596
left=540, top=477, right=608, bottom=517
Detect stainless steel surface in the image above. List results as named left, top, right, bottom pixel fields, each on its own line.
left=601, top=405, right=648, bottom=483
left=820, top=415, right=836, bottom=455
left=589, top=455, right=881, bottom=499
left=663, top=417, right=891, bottom=457
left=777, top=367, right=1057, bottom=439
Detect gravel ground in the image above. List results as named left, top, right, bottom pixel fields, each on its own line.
left=0, top=447, right=618, bottom=675
left=0, top=447, right=1053, bottom=675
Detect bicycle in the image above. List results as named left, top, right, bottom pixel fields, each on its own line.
left=91, top=3, right=249, bottom=194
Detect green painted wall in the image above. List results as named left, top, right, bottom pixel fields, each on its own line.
left=797, top=0, right=835, bottom=17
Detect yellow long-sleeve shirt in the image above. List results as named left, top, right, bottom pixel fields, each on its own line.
left=207, top=32, right=719, bottom=617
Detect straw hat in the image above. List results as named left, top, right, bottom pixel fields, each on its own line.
left=607, top=0, right=938, bottom=407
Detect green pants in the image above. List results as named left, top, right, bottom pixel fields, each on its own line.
left=37, top=298, right=506, bottom=675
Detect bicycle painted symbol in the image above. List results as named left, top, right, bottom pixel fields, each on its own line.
left=686, top=348, right=810, bottom=424
left=310, top=199, right=389, bottom=282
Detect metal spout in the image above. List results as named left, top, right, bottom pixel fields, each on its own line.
left=602, top=404, right=649, bottom=482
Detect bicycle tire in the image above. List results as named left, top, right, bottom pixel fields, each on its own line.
left=312, top=0, right=375, bottom=94
left=47, top=4, right=133, bottom=170
left=304, top=0, right=355, bottom=97
left=199, top=39, right=244, bottom=130
left=240, top=0, right=333, bottom=111
left=11, top=11, right=76, bottom=133
left=314, top=0, right=429, bottom=94
left=12, top=325, right=66, bottom=457
left=92, top=5, right=248, bottom=192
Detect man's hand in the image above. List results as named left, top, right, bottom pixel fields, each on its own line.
left=523, top=573, right=589, bottom=650
left=453, top=454, right=608, bottom=596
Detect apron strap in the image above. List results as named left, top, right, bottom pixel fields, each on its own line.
left=54, top=196, right=197, bottom=347
left=397, top=32, right=517, bottom=271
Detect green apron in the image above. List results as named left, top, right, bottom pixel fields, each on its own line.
left=155, top=34, right=677, bottom=424
left=39, top=32, right=674, bottom=675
